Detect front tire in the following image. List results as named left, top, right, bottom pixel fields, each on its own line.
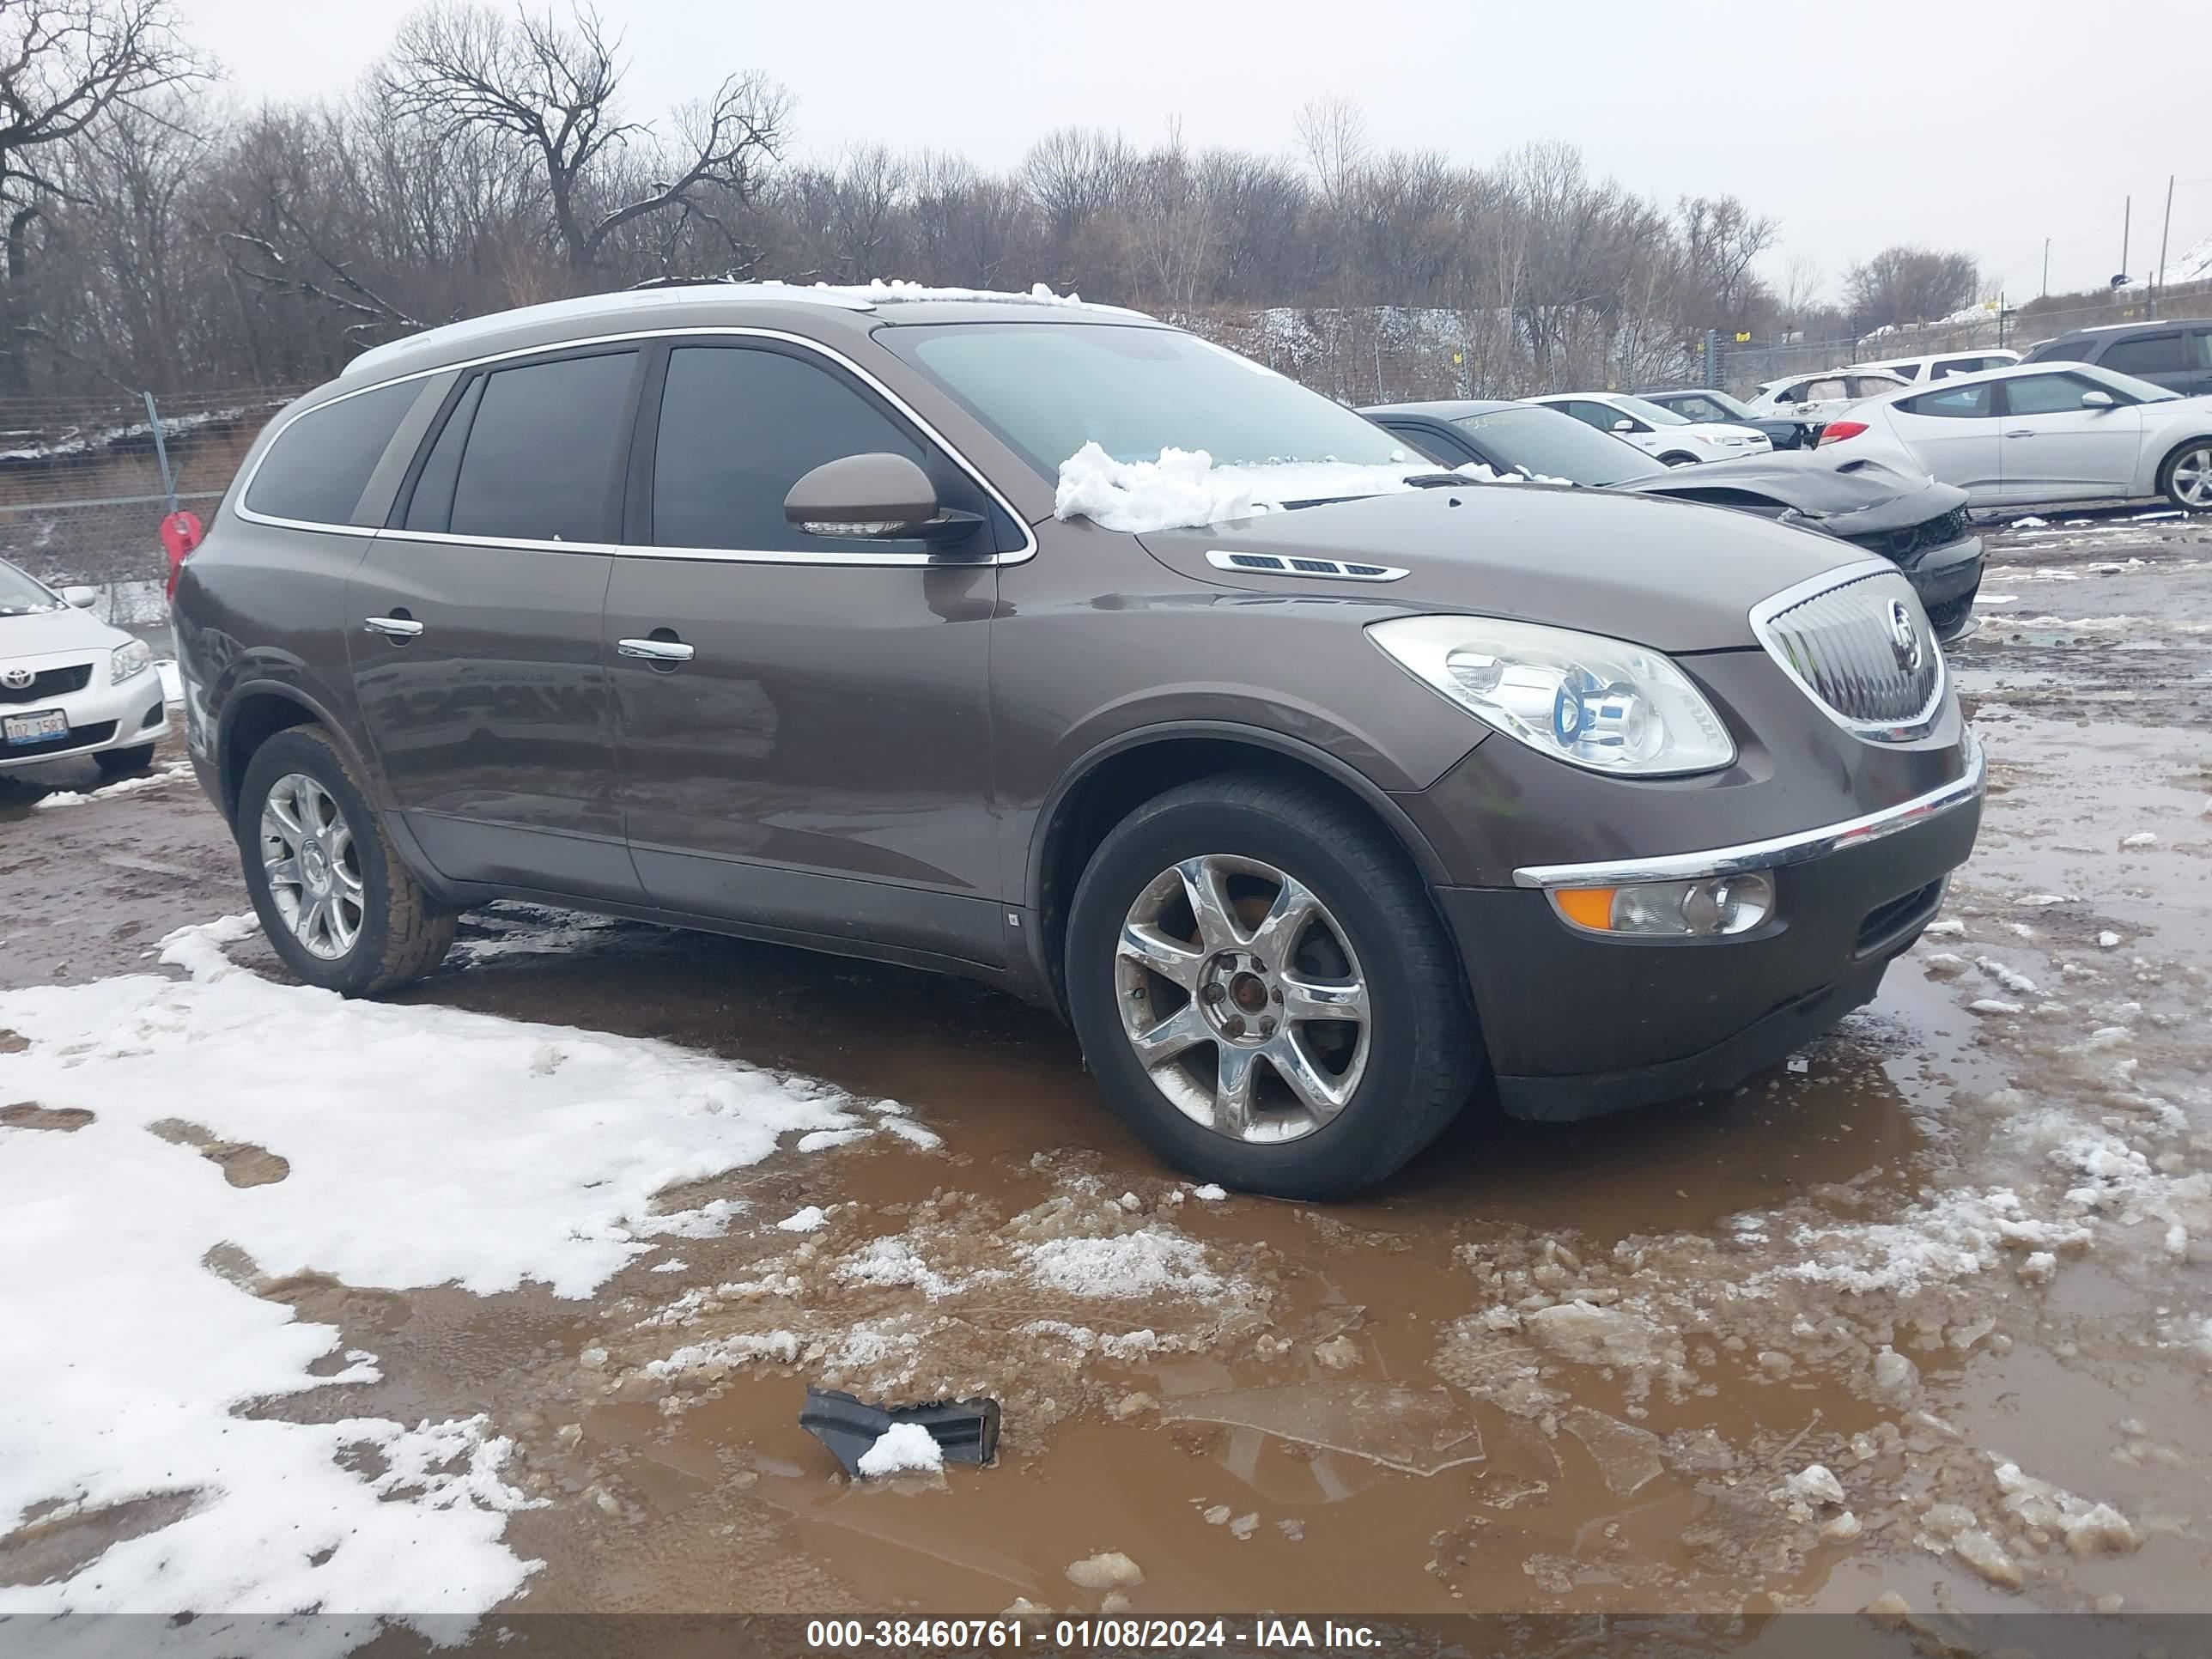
left=237, top=726, right=455, bottom=994
left=2160, top=441, right=2212, bottom=512
left=1065, top=773, right=1483, bottom=1200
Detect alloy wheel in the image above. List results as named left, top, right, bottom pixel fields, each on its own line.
left=1114, top=854, right=1370, bottom=1143
left=260, top=772, right=364, bottom=960
left=2173, top=446, right=2212, bottom=510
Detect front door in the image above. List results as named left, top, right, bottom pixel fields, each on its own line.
left=346, top=346, right=646, bottom=901
left=1996, top=371, right=2146, bottom=503
left=603, top=338, right=1006, bottom=966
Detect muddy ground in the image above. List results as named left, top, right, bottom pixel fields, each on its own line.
left=3, top=507, right=2210, bottom=1621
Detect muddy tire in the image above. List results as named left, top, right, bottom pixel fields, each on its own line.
left=236, top=726, right=454, bottom=995
left=1065, top=772, right=1483, bottom=1200
left=94, top=743, right=156, bottom=776
left=2159, top=440, right=2212, bottom=513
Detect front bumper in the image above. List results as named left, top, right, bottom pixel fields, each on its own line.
left=1898, top=532, right=1983, bottom=635
left=1437, top=732, right=1984, bottom=1121
left=0, top=656, right=168, bottom=771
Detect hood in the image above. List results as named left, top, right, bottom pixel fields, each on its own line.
left=1619, top=451, right=1967, bottom=535
left=1135, top=481, right=1862, bottom=653
left=0, top=603, right=125, bottom=661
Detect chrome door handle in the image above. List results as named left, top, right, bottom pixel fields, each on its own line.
left=617, top=637, right=695, bottom=663
left=362, top=616, right=424, bottom=639
left=2003, top=429, right=2034, bottom=438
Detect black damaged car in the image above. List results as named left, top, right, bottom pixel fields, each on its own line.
left=1365, top=398, right=1984, bottom=641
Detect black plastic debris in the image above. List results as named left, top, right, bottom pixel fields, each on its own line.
left=800, top=1385, right=1001, bottom=1476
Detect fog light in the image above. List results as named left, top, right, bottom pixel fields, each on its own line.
left=1549, top=872, right=1774, bottom=938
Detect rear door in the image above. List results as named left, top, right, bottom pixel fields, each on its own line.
left=2096, top=330, right=2193, bottom=394
left=602, top=337, right=1006, bottom=965
left=346, top=346, right=647, bottom=901
left=1996, top=370, right=2146, bottom=503
left=1882, top=380, right=2005, bottom=502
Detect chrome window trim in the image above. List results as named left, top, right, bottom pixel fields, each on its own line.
left=230, top=325, right=1040, bottom=567
left=1513, top=729, right=1984, bottom=890
left=1747, top=559, right=1948, bottom=742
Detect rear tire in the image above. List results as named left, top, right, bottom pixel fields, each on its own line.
left=237, top=726, right=455, bottom=995
left=94, top=743, right=155, bottom=777
left=2160, top=441, right=2212, bottom=513
left=1065, top=773, right=1483, bottom=1200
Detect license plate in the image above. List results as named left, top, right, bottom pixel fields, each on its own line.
left=3, top=708, right=67, bottom=746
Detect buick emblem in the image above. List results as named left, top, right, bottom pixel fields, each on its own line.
left=0, top=666, right=33, bottom=690
left=1886, top=599, right=1923, bottom=674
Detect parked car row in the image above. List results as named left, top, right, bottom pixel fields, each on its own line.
left=1363, top=398, right=1983, bottom=638
left=1816, top=357, right=2212, bottom=512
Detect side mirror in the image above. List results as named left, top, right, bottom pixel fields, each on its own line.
left=2079, top=390, right=2116, bottom=410
left=61, top=586, right=97, bottom=609
left=1612, top=418, right=1636, bottom=433
left=783, top=453, right=981, bottom=544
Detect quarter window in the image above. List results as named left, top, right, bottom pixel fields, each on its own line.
left=648, top=345, right=931, bottom=552
left=437, top=351, right=637, bottom=543
left=2100, top=333, right=2186, bottom=377
left=244, top=381, right=421, bottom=526
left=1899, top=383, right=1996, bottom=419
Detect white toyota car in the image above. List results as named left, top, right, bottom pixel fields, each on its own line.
left=1814, top=361, right=2212, bottom=513
left=1522, top=392, right=1771, bottom=465
left=0, top=558, right=167, bottom=777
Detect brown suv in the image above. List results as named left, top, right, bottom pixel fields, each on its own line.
left=173, top=286, right=1984, bottom=1198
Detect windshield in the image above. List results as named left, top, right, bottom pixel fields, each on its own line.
left=0, top=559, right=62, bottom=617
left=1612, top=395, right=1690, bottom=427
left=2080, top=362, right=2183, bottom=404
left=884, top=323, right=1412, bottom=476
left=1455, top=405, right=1666, bottom=487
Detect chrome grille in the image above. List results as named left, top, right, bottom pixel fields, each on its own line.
left=1751, top=565, right=1944, bottom=740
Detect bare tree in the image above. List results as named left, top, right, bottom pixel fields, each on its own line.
left=383, top=2, right=786, bottom=282
left=1845, top=245, right=1978, bottom=331
left=1679, top=193, right=1776, bottom=333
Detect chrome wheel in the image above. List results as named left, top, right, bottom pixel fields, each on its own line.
left=2173, top=445, right=2212, bottom=510
left=259, top=772, right=364, bottom=961
left=1114, top=854, right=1370, bottom=1144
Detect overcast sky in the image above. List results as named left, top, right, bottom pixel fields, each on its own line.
left=176, top=0, right=2210, bottom=305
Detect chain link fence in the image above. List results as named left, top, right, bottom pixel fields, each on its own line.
left=0, top=388, right=301, bottom=626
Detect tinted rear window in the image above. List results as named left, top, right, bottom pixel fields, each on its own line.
left=2100, top=333, right=2187, bottom=376
left=244, top=381, right=420, bottom=526
left=446, top=351, right=637, bottom=543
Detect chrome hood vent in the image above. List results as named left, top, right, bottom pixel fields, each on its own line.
left=1751, top=562, right=1945, bottom=742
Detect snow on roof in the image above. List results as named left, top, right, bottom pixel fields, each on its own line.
left=342, top=279, right=1121, bottom=380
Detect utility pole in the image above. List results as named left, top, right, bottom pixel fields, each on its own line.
left=2041, top=239, right=2050, bottom=299
left=2121, top=195, right=2131, bottom=284
left=2152, top=173, right=2176, bottom=319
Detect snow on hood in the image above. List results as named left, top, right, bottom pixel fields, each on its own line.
left=1054, top=442, right=1510, bottom=534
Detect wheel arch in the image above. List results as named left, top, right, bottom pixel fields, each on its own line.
left=1025, top=722, right=1456, bottom=1016
left=2154, top=432, right=2212, bottom=507
left=215, top=681, right=372, bottom=823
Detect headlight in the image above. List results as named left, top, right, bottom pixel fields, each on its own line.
left=1368, top=615, right=1736, bottom=775
left=110, top=639, right=152, bottom=684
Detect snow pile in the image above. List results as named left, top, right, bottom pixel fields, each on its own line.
left=1055, top=441, right=1501, bottom=534
left=854, top=1421, right=945, bottom=1480
left=2155, top=232, right=2212, bottom=289
left=32, top=760, right=191, bottom=810
left=1022, top=1225, right=1223, bottom=1298
left=0, top=915, right=912, bottom=1620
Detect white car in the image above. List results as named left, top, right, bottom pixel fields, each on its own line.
left=0, top=559, right=167, bottom=776
left=1846, top=349, right=2021, bottom=386
left=1743, top=368, right=1911, bottom=424
left=1815, top=361, right=2212, bottom=512
left=1522, top=392, right=1771, bottom=465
